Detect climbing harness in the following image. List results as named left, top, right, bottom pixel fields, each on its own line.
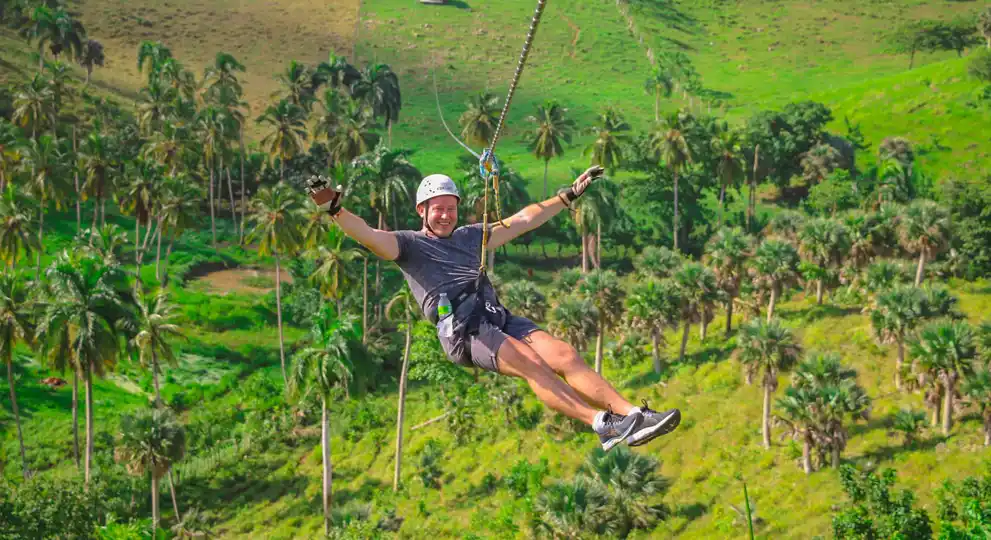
left=433, top=0, right=549, bottom=275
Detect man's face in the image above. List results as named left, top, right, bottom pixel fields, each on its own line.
left=417, top=195, right=458, bottom=237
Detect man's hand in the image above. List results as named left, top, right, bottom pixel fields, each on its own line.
left=306, top=175, right=343, bottom=216
left=561, top=165, right=604, bottom=204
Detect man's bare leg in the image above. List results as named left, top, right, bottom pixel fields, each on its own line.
left=523, top=331, right=637, bottom=415
left=495, top=335, right=599, bottom=425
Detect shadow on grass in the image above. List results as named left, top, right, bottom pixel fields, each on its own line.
left=780, top=304, right=861, bottom=324
left=626, top=0, right=701, bottom=35
left=857, top=434, right=947, bottom=465
left=179, top=454, right=311, bottom=516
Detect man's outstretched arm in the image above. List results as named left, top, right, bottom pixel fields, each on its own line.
left=487, top=165, right=603, bottom=250
left=307, top=176, right=400, bottom=261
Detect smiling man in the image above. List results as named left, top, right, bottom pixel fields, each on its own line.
left=306, top=167, right=680, bottom=451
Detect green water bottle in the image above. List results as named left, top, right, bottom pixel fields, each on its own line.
left=437, top=293, right=453, bottom=338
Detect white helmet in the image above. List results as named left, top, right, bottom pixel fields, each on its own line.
left=415, top=174, right=460, bottom=207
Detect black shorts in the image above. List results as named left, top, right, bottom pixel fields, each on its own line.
left=439, top=315, right=540, bottom=372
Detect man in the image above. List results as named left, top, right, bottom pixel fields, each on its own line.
left=306, top=167, right=680, bottom=451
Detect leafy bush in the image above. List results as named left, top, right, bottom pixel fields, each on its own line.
left=418, top=438, right=444, bottom=489
left=968, top=49, right=991, bottom=83
left=833, top=465, right=932, bottom=539
left=506, top=457, right=550, bottom=498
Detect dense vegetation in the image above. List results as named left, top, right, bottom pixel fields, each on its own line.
left=0, top=0, right=990, bottom=538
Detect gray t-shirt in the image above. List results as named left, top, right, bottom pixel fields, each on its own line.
left=393, top=223, right=490, bottom=322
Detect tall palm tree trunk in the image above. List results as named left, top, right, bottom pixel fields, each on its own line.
left=543, top=160, right=549, bottom=199
left=594, top=315, right=604, bottom=374
left=596, top=222, right=602, bottom=268
left=748, top=146, right=759, bottom=232
left=725, top=298, right=734, bottom=337
left=275, top=252, right=287, bottom=387
left=942, top=379, right=954, bottom=435
left=767, top=285, right=779, bottom=323
left=73, top=128, right=80, bottom=231
left=831, top=444, right=840, bottom=468
left=394, top=312, right=412, bottom=491
left=673, top=169, right=680, bottom=251
left=802, top=435, right=812, bottom=474
left=700, top=309, right=708, bottom=340
left=718, top=184, right=726, bottom=227
left=36, top=197, right=44, bottom=281
left=155, top=220, right=164, bottom=281
left=85, top=362, right=94, bottom=486
left=135, top=216, right=141, bottom=265
left=816, top=279, right=824, bottom=305
left=679, top=322, right=690, bottom=362
left=580, top=223, right=588, bottom=273
left=151, top=468, right=160, bottom=533
left=72, top=369, right=80, bottom=469
left=651, top=331, right=661, bottom=374
left=896, top=340, right=905, bottom=390
left=322, top=396, right=332, bottom=536
left=239, top=131, right=247, bottom=244
left=226, top=169, right=237, bottom=225
left=362, top=259, right=368, bottom=344
left=208, top=162, right=217, bottom=249
left=7, top=356, right=29, bottom=480
left=914, top=248, right=926, bottom=287
left=762, top=384, right=772, bottom=449
left=163, top=229, right=178, bottom=286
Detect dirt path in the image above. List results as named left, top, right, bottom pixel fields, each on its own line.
left=192, top=267, right=294, bottom=295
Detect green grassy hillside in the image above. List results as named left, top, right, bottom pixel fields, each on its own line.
left=2, top=0, right=991, bottom=538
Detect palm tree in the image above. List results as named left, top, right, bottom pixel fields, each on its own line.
left=114, top=407, right=186, bottom=534
left=137, top=41, right=174, bottom=86
left=310, top=225, right=363, bottom=316
left=625, top=279, right=682, bottom=373
left=775, top=385, right=820, bottom=474
left=386, top=285, right=415, bottom=491
left=798, top=218, right=852, bottom=305
left=19, top=5, right=85, bottom=69
left=79, top=130, right=116, bottom=228
left=705, top=227, right=752, bottom=336
left=788, top=353, right=870, bottom=468
left=909, top=320, right=978, bottom=436
left=136, top=82, right=176, bottom=136
left=327, top=97, right=380, bottom=167
left=548, top=295, right=599, bottom=355
left=649, top=111, right=692, bottom=251
left=77, top=39, right=105, bottom=86
left=126, top=288, right=183, bottom=404
left=673, top=262, right=723, bottom=350
left=578, top=447, right=668, bottom=536
left=572, top=176, right=616, bottom=272
left=578, top=270, right=624, bottom=374
left=350, top=63, right=401, bottom=145
left=288, top=308, right=360, bottom=536
left=0, top=185, right=38, bottom=268
left=20, top=134, right=68, bottom=278
left=870, top=285, right=925, bottom=390
left=766, top=210, right=806, bottom=244
left=0, top=269, right=34, bottom=480
left=502, top=281, right=547, bottom=323
left=158, top=174, right=201, bottom=283
left=750, top=239, right=800, bottom=322
left=41, top=253, right=129, bottom=485
left=525, top=100, right=575, bottom=198
left=0, top=121, right=23, bottom=192
left=898, top=200, right=950, bottom=287
left=584, top=106, right=631, bottom=173
left=736, top=318, right=802, bottom=449
left=257, top=99, right=308, bottom=181
left=275, top=60, right=321, bottom=110
left=633, top=245, right=683, bottom=280
left=962, top=369, right=991, bottom=446
left=203, top=52, right=246, bottom=101
left=247, top=182, right=304, bottom=386
left=458, top=92, right=500, bottom=147
left=711, top=122, right=745, bottom=226
left=311, top=89, right=345, bottom=168
left=644, top=67, right=674, bottom=122
left=860, top=259, right=909, bottom=300
left=892, top=409, right=927, bottom=446
left=534, top=476, right=615, bottom=538
left=117, top=159, right=161, bottom=265
left=13, top=75, right=55, bottom=139
left=351, top=144, right=417, bottom=231
left=196, top=106, right=228, bottom=249
left=980, top=8, right=991, bottom=49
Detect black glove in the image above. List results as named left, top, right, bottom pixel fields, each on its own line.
left=306, top=175, right=343, bottom=217
left=561, top=165, right=604, bottom=204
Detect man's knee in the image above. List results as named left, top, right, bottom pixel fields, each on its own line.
left=496, top=337, right=554, bottom=379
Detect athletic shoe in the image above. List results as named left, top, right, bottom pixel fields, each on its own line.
left=627, top=400, right=681, bottom=447
left=594, top=408, right=644, bottom=452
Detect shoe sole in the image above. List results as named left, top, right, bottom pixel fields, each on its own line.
left=600, top=413, right=644, bottom=452
left=628, top=409, right=681, bottom=447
